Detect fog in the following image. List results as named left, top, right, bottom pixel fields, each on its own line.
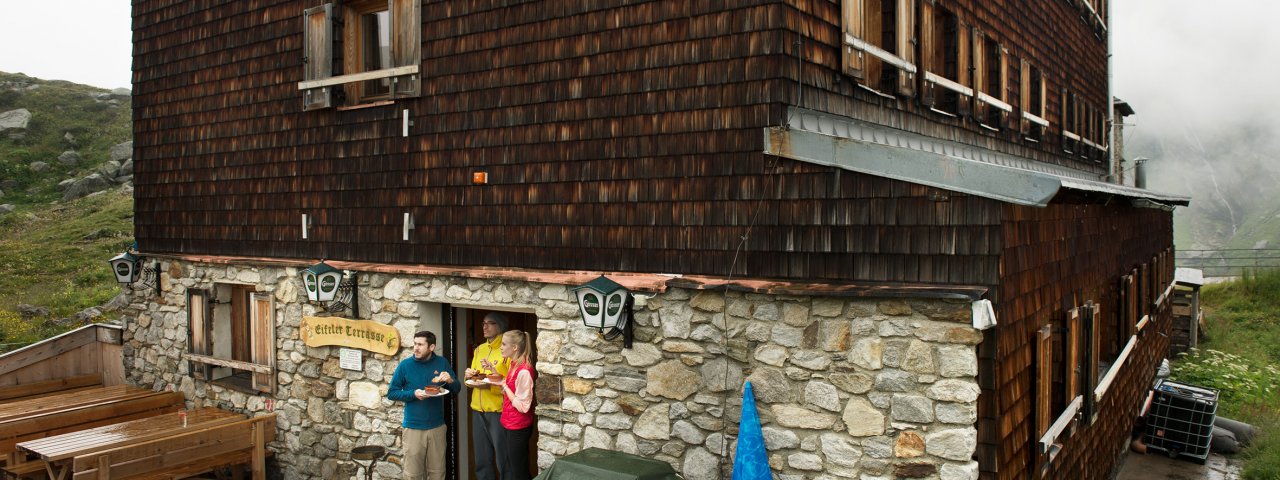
left=1114, top=0, right=1280, bottom=248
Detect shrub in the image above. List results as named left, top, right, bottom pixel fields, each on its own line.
left=1171, top=348, right=1279, bottom=415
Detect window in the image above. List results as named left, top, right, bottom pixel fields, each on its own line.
left=1020, top=60, right=1047, bottom=142
left=184, top=285, right=277, bottom=394
left=972, top=32, right=1010, bottom=129
left=920, top=2, right=971, bottom=116
left=1061, top=89, right=1080, bottom=154
left=842, top=0, right=917, bottom=97
left=299, top=0, right=422, bottom=110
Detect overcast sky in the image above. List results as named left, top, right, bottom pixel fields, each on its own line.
left=0, top=0, right=1275, bottom=131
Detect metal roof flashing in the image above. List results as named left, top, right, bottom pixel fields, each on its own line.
left=765, top=108, right=1190, bottom=208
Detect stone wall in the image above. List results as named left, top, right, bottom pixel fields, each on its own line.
left=121, top=260, right=984, bottom=479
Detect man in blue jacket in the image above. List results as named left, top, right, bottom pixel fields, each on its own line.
left=388, top=330, right=458, bottom=480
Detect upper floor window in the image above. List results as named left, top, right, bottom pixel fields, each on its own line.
left=972, top=32, right=1010, bottom=130
left=842, top=0, right=917, bottom=98
left=1020, top=60, right=1047, bottom=142
left=299, top=0, right=421, bottom=110
left=920, top=1, right=971, bottom=117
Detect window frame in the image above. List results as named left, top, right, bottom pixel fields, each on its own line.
left=298, top=0, right=421, bottom=110
left=182, top=284, right=277, bottom=394
left=972, top=30, right=1010, bottom=129
left=1020, top=60, right=1048, bottom=142
left=919, top=1, right=972, bottom=117
left=842, top=0, right=918, bottom=98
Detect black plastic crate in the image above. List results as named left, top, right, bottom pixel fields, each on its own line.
left=1143, top=379, right=1219, bottom=464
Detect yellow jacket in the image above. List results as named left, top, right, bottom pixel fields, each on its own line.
left=469, top=336, right=509, bottom=412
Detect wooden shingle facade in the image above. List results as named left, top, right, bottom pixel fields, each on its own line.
left=131, top=1, right=1185, bottom=479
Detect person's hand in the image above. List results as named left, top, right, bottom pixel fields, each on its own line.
left=465, top=368, right=478, bottom=378
left=480, top=359, right=495, bottom=372
left=413, top=389, right=428, bottom=400
left=433, top=372, right=453, bottom=384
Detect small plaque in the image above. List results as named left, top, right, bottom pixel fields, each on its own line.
left=340, top=348, right=363, bottom=371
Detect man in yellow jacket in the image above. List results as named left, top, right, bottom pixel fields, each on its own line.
left=465, top=312, right=510, bottom=480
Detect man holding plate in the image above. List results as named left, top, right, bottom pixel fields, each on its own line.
left=388, top=330, right=458, bottom=480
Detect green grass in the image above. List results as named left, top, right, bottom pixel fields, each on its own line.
left=1170, top=269, right=1280, bottom=479
left=0, top=189, right=134, bottom=351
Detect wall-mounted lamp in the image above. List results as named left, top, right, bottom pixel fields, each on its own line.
left=571, top=275, right=633, bottom=348
left=303, top=261, right=359, bottom=317
left=107, top=247, right=160, bottom=296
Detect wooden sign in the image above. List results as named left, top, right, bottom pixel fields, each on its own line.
left=301, top=316, right=400, bottom=355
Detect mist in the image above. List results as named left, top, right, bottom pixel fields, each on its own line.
left=1114, top=0, right=1280, bottom=249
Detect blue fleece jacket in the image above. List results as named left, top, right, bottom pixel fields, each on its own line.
left=387, top=353, right=458, bottom=430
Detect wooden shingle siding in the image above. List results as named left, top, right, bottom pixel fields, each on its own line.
left=133, top=0, right=1010, bottom=286
left=985, top=203, right=1172, bottom=480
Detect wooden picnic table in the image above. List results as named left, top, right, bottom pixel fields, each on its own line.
left=14, top=407, right=244, bottom=480
left=0, top=385, right=183, bottom=467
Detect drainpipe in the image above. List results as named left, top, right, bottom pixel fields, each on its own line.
left=1106, top=0, right=1116, bottom=183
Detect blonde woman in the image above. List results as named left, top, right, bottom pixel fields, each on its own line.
left=498, top=329, right=535, bottom=480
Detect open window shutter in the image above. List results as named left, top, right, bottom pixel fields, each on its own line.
left=896, top=0, right=916, bottom=97
left=187, top=290, right=213, bottom=380
left=302, top=4, right=334, bottom=110
left=1081, top=303, right=1098, bottom=419
left=1065, top=308, right=1080, bottom=404
left=250, top=293, right=276, bottom=393
left=956, top=20, right=971, bottom=116
left=1019, top=59, right=1031, bottom=135
left=1036, top=324, right=1053, bottom=437
left=970, top=28, right=985, bottom=121
left=1038, top=70, right=1047, bottom=119
left=390, top=0, right=421, bottom=97
left=842, top=0, right=866, bottom=79
left=918, top=0, right=935, bottom=107
left=999, top=46, right=1012, bottom=129
left=1061, top=89, right=1073, bottom=151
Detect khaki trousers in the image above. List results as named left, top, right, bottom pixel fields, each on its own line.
left=402, top=425, right=447, bottom=480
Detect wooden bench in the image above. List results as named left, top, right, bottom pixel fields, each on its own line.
left=0, top=386, right=184, bottom=466
left=0, top=460, right=45, bottom=479
left=0, top=375, right=103, bottom=404
left=70, top=414, right=276, bottom=480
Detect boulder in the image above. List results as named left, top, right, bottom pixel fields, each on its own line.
left=58, top=150, right=82, bottom=167
left=74, top=307, right=104, bottom=324
left=56, top=178, right=76, bottom=191
left=0, top=204, right=14, bottom=214
left=0, top=108, right=31, bottom=131
left=110, top=88, right=131, bottom=98
left=64, top=131, right=77, bottom=145
left=29, top=161, right=49, bottom=172
left=98, top=160, right=122, bottom=179
left=110, top=141, right=133, bottom=162
left=120, top=158, right=134, bottom=176
left=0, top=188, right=4, bottom=197
left=16, top=304, right=50, bottom=319
left=62, top=174, right=112, bottom=201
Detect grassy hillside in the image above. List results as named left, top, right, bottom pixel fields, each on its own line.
left=0, top=71, right=132, bottom=206
left=1170, top=271, right=1280, bottom=479
left=0, top=72, right=134, bottom=352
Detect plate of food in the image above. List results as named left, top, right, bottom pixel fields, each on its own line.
left=420, top=386, right=449, bottom=397
left=464, top=379, right=487, bottom=388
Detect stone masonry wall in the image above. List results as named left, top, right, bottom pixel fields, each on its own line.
left=120, top=260, right=983, bottom=479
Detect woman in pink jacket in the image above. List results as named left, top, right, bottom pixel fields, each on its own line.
left=498, top=329, right=535, bottom=480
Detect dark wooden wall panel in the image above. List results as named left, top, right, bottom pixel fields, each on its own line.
left=132, top=0, right=1006, bottom=286
left=985, top=203, right=1173, bottom=480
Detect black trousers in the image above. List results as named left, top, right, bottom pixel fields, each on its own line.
left=499, top=425, right=533, bottom=480
left=472, top=411, right=504, bottom=480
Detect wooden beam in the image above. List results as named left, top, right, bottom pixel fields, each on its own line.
left=296, top=65, right=419, bottom=90
left=1094, top=335, right=1137, bottom=402
left=180, top=354, right=272, bottom=374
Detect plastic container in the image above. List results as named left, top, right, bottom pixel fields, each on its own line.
left=1143, top=379, right=1219, bottom=464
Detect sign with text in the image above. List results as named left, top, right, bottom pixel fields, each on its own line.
left=301, top=316, right=400, bottom=356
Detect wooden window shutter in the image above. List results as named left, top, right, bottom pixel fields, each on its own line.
left=187, top=290, right=213, bottom=380
left=896, top=0, right=916, bottom=96
left=918, top=0, right=936, bottom=107
left=1036, top=324, right=1053, bottom=437
left=1020, top=58, right=1031, bottom=135
left=390, top=0, right=421, bottom=97
left=955, top=20, right=971, bottom=116
left=302, top=4, right=334, bottom=110
left=1038, top=70, right=1047, bottom=118
left=999, top=45, right=1013, bottom=129
left=842, top=0, right=866, bottom=79
left=1080, top=303, right=1098, bottom=420
left=1065, top=308, right=1080, bottom=404
left=970, top=28, right=985, bottom=120
left=250, top=293, right=276, bottom=393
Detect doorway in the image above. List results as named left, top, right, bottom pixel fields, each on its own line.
left=422, top=304, right=538, bottom=480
